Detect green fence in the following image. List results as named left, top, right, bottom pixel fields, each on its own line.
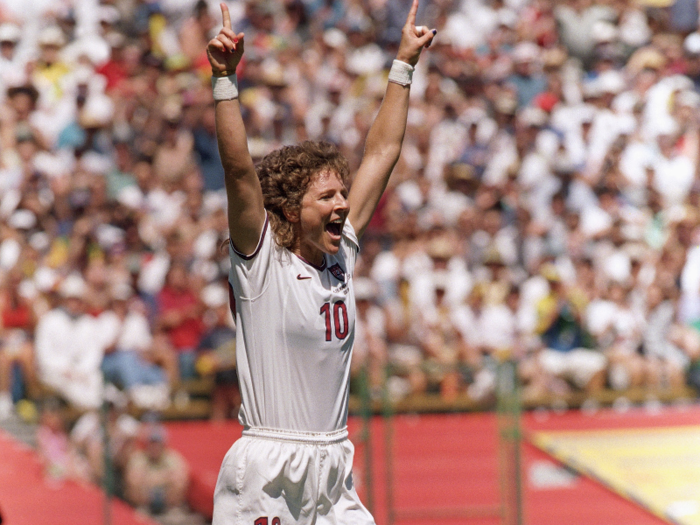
left=357, top=360, right=524, bottom=525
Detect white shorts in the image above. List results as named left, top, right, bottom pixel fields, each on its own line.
left=212, top=427, right=375, bottom=525
left=539, top=348, right=607, bottom=388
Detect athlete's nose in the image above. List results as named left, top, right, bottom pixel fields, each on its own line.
left=334, top=192, right=349, bottom=214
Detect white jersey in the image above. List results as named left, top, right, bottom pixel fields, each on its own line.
left=228, top=214, right=359, bottom=433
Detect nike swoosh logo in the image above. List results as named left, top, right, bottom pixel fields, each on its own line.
left=297, top=274, right=311, bottom=280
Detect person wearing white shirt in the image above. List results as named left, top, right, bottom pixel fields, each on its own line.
left=351, top=278, right=388, bottom=399
left=207, top=3, right=436, bottom=523
left=34, top=275, right=105, bottom=410
left=0, top=23, right=31, bottom=94
left=651, top=130, right=695, bottom=207
left=99, top=283, right=171, bottom=410
left=586, top=283, right=645, bottom=390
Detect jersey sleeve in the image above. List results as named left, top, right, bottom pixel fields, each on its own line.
left=342, top=220, right=360, bottom=274
left=228, top=213, right=273, bottom=299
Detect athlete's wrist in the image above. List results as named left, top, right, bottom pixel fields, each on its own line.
left=211, top=73, right=239, bottom=101
left=388, top=60, right=414, bottom=87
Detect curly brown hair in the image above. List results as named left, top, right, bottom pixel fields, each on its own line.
left=257, top=141, right=349, bottom=250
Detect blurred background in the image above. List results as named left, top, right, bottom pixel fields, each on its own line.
left=1, top=0, right=700, bottom=524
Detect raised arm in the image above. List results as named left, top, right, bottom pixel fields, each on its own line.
left=208, top=3, right=266, bottom=254
left=347, top=0, right=435, bottom=238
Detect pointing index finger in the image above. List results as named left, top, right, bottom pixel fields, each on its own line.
left=406, top=0, right=419, bottom=28
left=220, top=2, right=232, bottom=29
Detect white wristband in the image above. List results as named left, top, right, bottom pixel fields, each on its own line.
left=211, top=74, right=239, bottom=101
left=388, top=60, right=414, bottom=86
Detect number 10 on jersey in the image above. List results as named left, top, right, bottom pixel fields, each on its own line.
left=320, top=301, right=349, bottom=341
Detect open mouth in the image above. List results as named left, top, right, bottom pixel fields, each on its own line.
left=325, top=220, right=343, bottom=237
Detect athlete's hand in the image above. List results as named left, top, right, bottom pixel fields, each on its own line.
left=396, top=0, right=436, bottom=67
left=207, top=3, right=245, bottom=75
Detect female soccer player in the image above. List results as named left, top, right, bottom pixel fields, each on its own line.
left=207, top=2, right=435, bottom=523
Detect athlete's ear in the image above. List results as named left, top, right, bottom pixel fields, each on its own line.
left=283, top=206, right=300, bottom=223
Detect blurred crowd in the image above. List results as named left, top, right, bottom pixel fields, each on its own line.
left=36, top=392, right=193, bottom=523
left=2, top=0, right=700, bottom=440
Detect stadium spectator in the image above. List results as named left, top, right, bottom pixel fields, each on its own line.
left=192, top=103, right=226, bottom=192
left=70, top=389, right=140, bottom=495
left=3, top=84, right=49, bottom=151
left=0, top=23, right=29, bottom=91
left=469, top=283, right=526, bottom=402
left=124, top=421, right=189, bottom=520
left=195, top=283, right=238, bottom=420
left=506, top=42, right=547, bottom=109
left=152, top=109, right=195, bottom=186
left=351, top=277, right=388, bottom=399
left=383, top=275, right=429, bottom=400
left=156, top=261, right=206, bottom=381
left=0, top=268, right=36, bottom=419
left=535, top=264, right=607, bottom=396
left=34, top=275, right=105, bottom=411
left=417, top=271, right=469, bottom=400
left=36, top=398, right=91, bottom=484
left=586, top=282, right=647, bottom=391
left=452, top=283, right=489, bottom=400
left=643, top=282, right=699, bottom=390
left=100, top=282, right=173, bottom=410
left=179, top=0, right=217, bottom=73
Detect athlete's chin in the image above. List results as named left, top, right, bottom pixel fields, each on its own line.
left=325, top=244, right=341, bottom=255
left=324, top=241, right=341, bottom=255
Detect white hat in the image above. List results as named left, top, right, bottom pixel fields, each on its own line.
left=512, top=42, right=539, bottom=63
left=0, top=238, right=20, bottom=270
left=96, top=224, right=125, bottom=250
left=354, top=277, right=377, bottom=301
left=518, top=107, right=547, bottom=127
left=684, top=32, right=700, bottom=55
left=34, top=267, right=59, bottom=293
left=346, top=46, right=385, bottom=76
left=497, top=9, right=518, bottom=28
left=33, top=151, right=74, bottom=179
left=193, top=230, right=218, bottom=260
left=29, top=232, right=51, bottom=252
left=0, top=23, right=21, bottom=43
left=8, top=209, right=36, bottom=230
left=202, top=192, right=227, bottom=215
left=59, top=274, right=87, bottom=299
left=116, top=186, right=145, bottom=209
left=38, top=26, right=66, bottom=47
left=110, top=282, right=133, bottom=301
left=80, top=94, right=114, bottom=128
left=582, top=78, right=603, bottom=98
left=98, top=5, right=120, bottom=24
left=591, top=21, right=618, bottom=43
left=323, top=28, right=347, bottom=49
left=0, top=188, right=21, bottom=219
left=80, top=151, right=112, bottom=174
left=201, top=283, right=228, bottom=309
left=17, top=279, right=37, bottom=301
left=597, top=70, right=626, bottom=95
left=105, top=31, right=126, bottom=49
